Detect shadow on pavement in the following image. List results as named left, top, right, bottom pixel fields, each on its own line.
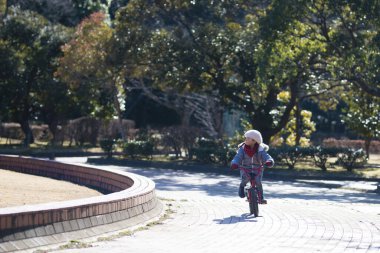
left=89, top=163, right=380, bottom=205
left=214, top=214, right=258, bottom=224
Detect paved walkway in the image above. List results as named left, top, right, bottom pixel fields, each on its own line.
left=52, top=158, right=380, bottom=253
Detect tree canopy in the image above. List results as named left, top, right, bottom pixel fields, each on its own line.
left=1, top=0, right=379, bottom=146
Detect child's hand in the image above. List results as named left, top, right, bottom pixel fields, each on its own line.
left=231, top=164, right=238, bottom=170
left=264, top=161, right=272, bottom=168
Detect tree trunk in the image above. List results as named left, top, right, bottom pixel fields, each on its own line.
left=364, top=138, right=371, bottom=159
left=48, top=121, right=59, bottom=146
left=295, top=102, right=302, bottom=146
left=112, top=80, right=126, bottom=141
left=19, top=119, right=34, bottom=146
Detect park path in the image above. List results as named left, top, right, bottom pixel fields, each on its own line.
left=53, top=158, right=380, bottom=253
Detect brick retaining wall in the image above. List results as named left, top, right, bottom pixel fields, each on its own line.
left=0, top=155, right=161, bottom=252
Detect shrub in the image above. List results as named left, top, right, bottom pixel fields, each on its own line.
left=65, top=117, right=100, bottom=146
left=0, top=123, right=24, bottom=143
left=191, top=138, right=228, bottom=164
left=160, top=126, right=203, bottom=158
left=122, top=140, right=154, bottom=159
left=98, top=119, right=136, bottom=140
left=270, top=146, right=311, bottom=170
left=322, top=138, right=380, bottom=153
left=311, top=146, right=346, bottom=171
left=99, top=139, right=116, bottom=158
left=336, top=148, right=368, bottom=171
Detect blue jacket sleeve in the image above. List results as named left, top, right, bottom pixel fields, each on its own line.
left=231, top=147, right=244, bottom=166
left=260, top=151, right=274, bottom=168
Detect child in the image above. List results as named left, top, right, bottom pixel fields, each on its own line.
left=230, top=129, right=274, bottom=204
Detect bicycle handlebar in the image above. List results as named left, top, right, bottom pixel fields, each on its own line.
left=239, top=165, right=264, bottom=171
left=239, top=166, right=264, bottom=176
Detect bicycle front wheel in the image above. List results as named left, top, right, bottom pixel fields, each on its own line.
left=249, top=188, right=259, bottom=217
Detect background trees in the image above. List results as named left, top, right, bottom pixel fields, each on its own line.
left=0, top=7, right=71, bottom=145
left=0, top=0, right=379, bottom=148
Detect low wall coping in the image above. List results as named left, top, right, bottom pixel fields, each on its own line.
left=0, top=155, right=160, bottom=251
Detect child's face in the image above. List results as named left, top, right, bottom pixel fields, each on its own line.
left=244, top=137, right=256, bottom=146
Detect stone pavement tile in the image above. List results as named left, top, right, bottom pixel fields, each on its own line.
left=368, top=243, right=380, bottom=251
left=76, top=219, right=86, bottom=230
left=21, top=238, right=40, bottom=249
left=13, top=231, right=26, bottom=241
left=34, top=226, right=47, bottom=237
left=0, top=243, right=8, bottom=253
left=99, top=214, right=106, bottom=224
left=0, top=241, right=17, bottom=252
left=83, top=217, right=92, bottom=228
left=51, top=232, right=71, bottom=244
left=69, top=220, right=80, bottom=231
left=32, top=236, right=52, bottom=248
left=90, top=216, right=98, bottom=226
left=24, top=228, right=38, bottom=239
left=53, top=222, right=65, bottom=234
left=62, top=221, right=73, bottom=232
left=45, top=224, right=56, bottom=235
left=1, top=233, right=15, bottom=242
left=104, top=214, right=113, bottom=224
left=110, top=212, right=118, bottom=222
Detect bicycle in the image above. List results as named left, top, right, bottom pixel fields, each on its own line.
left=240, top=166, right=263, bottom=217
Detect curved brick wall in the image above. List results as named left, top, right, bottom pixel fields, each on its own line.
left=0, top=155, right=161, bottom=252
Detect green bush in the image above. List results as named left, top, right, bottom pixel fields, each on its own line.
left=336, top=148, right=368, bottom=171
left=191, top=138, right=229, bottom=164
left=99, top=139, right=116, bottom=158
left=312, top=146, right=347, bottom=171
left=271, top=146, right=306, bottom=170
left=122, top=140, right=154, bottom=159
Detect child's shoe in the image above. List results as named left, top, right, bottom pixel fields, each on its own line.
left=238, top=186, right=245, bottom=198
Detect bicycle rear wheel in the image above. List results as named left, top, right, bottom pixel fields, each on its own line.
left=249, top=188, right=259, bottom=217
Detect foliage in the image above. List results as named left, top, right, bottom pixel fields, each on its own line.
left=0, top=7, right=71, bottom=145
left=160, top=126, right=203, bottom=158
left=99, top=138, right=115, bottom=158
left=191, top=138, right=229, bottom=165
left=112, top=0, right=327, bottom=143
left=0, top=0, right=5, bottom=16
left=265, top=0, right=380, bottom=97
left=121, top=127, right=157, bottom=159
left=342, top=91, right=380, bottom=157
left=122, top=140, right=154, bottom=159
left=336, top=148, right=368, bottom=171
left=7, top=0, right=109, bottom=26
left=322, top=138, right=380, bottom=153
left=1, top=0, right=380, bottom=152
left=273, top=146, right=306, bottom=170
left=66, top=116, right=100, bottom=146
left=311, top=146, right=343, bottom=171
left=271, top=145, right=368, bottom=171
left=56, top=12, right=116, bottom=119
left=272, top=91, right=316, bottom=146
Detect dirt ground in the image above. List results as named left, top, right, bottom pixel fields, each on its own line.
left=0, top=169, right=102, bottom=208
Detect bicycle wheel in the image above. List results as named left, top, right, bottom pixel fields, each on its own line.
left=249, top=188, right=259, bottom=217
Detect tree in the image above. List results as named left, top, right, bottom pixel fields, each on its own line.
left=126, top=79, right=223, bottom=137
left=113, top=0, right=317, bottom=143
left=342, top=91, right=380, bottom=158
left=263, top=0, right=380, bottom=97
left=0, top=0, right=6, bottom=16
left=56, top=12, right=127, bottom=139
left=0, top=7, right=70, bottom=145
left=272, top=91, right=316, bottom=147
left=7, top=0, right=109, bottom=26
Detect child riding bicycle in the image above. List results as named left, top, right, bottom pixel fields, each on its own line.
left=230, top=129, right=274, bottom=204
